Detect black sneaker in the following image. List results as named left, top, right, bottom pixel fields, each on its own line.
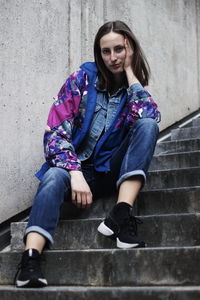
left=97, top=202, right=145, bottom=248
left=15, top=249, right=48, bottom=288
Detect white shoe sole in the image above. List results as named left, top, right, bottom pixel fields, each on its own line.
left=116, top=238, right=139, bottom=249
left=97, top=221, right=114, bottom=236
left=98, top=221, right=140, bottom=249
left=16, top=278, right=48, bottom=287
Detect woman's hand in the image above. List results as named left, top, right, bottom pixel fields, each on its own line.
left=69, top=170, right=93, bottom=209
left=124, top=38, right=140, bottom=86
left=123, top=38, right=134, bottom=72
left=124, top=38, right=133, bottom=71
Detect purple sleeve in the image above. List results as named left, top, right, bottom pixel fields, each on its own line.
left=43, top=70, right=88, bottom=171
left=126, top=83, right=161, bottom=123
left=44, top=124, right=82, bottom=171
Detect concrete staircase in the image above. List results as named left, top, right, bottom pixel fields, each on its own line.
left=0, top=117, right=200, bottom=299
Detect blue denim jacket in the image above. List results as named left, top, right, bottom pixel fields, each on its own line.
left=77, top=84, right=126, bottom=161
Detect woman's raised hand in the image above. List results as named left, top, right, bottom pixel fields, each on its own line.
left=123, top=38, right=134, bottom=72
left=124, top=38, right=140, bottom=85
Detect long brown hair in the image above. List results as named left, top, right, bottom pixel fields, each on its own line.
left=94, top=20, right=150, bottom=89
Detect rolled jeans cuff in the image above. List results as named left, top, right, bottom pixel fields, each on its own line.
left=24, top=225, right=54, bottom=245
left=116, top=170, right=146, bottom=189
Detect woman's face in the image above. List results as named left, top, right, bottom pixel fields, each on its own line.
left=100, top=32, right=126, bottom=75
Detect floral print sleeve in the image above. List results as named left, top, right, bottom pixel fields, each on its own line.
left=126, top=83, right=161, bottom=124
left=44, top=70, right=88, bottom=171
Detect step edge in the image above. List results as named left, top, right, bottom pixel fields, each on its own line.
left=10, top=212, right=200, bottom=226
left=157, top=138, right=200, bottom=145
left=5, top=245, right=200, bottom=253
left=148, top=166, right=200, bottom=173
left=142, top=185, right=200, bottom=193
left=153, top=150, right=200, bottom=158
left=1, top=285, right=200, bottom=291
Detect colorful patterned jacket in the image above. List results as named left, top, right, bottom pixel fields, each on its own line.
left=36, top=62, right=161, bottom=179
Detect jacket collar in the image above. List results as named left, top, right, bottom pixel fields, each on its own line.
left=80, top=62, right=98, bottom=82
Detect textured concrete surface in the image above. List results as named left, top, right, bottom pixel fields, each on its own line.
left=1, top=286, right=200, bottom=300
left=145, top=167, right=200, bottom=190
left=193, top=118, right=200, bottom=126
left=10, top=213, right=200, bottom=250
left=171, top=126, right=200, bottom=140
left=150, top=150, right=200, bottom=170
left=0, top=0, right=200, bottom=222
left=1, top=247, right=200, bottom=286
left=2, top=108, right=200, bottom=298
left=138, top=186, right=200, bottom=215
left=155, top=138, right=200, bottom=155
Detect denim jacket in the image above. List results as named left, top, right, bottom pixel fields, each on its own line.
left=77, top=83, right=127, bottom=161
left=36, top=62, right=161, bottom=180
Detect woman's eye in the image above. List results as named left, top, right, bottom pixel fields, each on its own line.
left=115, top=46, right=124, bottom=53
left=102, top=49, right=110, bottom=55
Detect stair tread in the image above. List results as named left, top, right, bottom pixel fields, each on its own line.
left=142, top=185, right=200, bottom=193
left=157, top=137, right=200, bottom=145
left=145, top=167, right=200, bottom=190
left=12, top=212, right=200, bottom=223
left=5, top=245, right=200, bottom=252
left=1, top=285, right=200, bottom=291
left=11, top=213, right=200, bottom=249
left=171, top=126, right=200, bottom=141
left=1, top=285, right=200, bottom=300
left=2, top=247, right=200, bottom=286
left=172, top=125, right=200, bottom=131
left=149, top=165, right=200, bottom=173
left=155, top=138, right=200, bottom=154
left=150, top=150, right=200, bottom=170
left=153, top=149, right=200, bottom=157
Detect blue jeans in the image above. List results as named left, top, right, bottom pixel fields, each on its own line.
left=25, top=118, right=159, bottom=245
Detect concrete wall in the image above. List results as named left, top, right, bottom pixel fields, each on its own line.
left=0, top=0, right=200, bottom=223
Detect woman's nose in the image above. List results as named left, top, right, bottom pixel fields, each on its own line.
left=110, top=51, right=117, bottom=62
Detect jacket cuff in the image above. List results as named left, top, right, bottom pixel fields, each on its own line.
left=127, top=83, right=144, bottom=95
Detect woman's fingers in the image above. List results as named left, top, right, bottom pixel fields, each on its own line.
left=86, top=191, right=93, bottom=206
left=71, top=188, right=93, bottom=208
left=72, top=191, right=92, bottom=208
left=70, top=170, right=93, bottom=208
left=124, top=38, right=134, bottom=71
left=125, top=38, right=133, bottom=56
left=76, top=191, right=83, bottom=208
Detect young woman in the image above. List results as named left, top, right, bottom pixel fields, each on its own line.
left=15, top=20, right=161, bottom=288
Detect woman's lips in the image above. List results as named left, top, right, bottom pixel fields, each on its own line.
left=111, top=63, right=121, bottom=69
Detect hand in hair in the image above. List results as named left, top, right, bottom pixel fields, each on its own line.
left=123, top=38, right=134, bottom=72
left=124, top=38, right=139, bottom=85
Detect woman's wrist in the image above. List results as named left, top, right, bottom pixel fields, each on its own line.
left=69, top=170, right=83, bottom=177
left=125, top=67, right=140, bottom=86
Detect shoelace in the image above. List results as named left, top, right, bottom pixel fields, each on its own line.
left=122, top=215, right=143, bottom=236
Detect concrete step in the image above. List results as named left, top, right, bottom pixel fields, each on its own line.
left=58, top=186, right=200, bottom=220
left=146, top=167, right=200, bottom=190
left=1, top=247, right=200, bottom=286
left=171, top=126, right=200, bottom=141
left=11, top=213, right=200, bottom=250
left=193, top=117, right=200, bottom=127
left=138, top=186, right=200, bottom=215
left=59, top=195, right=117, bottom=221
left=155, top=138, right=200, bottom=155
left=1, top=285, right=200, bottom=300
left=150, top=151, right=200, bottom=171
